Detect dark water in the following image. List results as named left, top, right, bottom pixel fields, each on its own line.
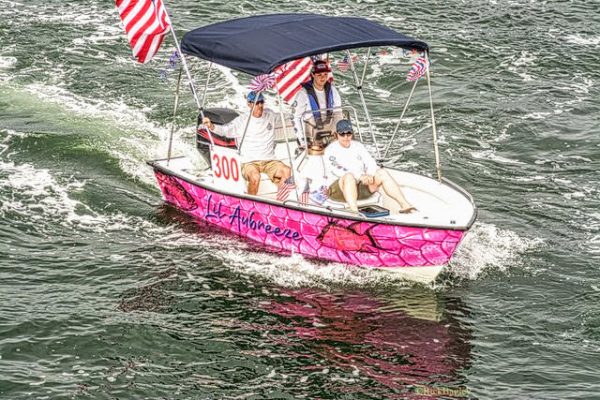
left=1, top=0, right=599, bottom=399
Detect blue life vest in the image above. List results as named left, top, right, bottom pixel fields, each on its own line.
left=301, top=80, right=334, bottom=123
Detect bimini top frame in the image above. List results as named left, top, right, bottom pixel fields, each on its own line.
left=169, top=13, right=442, bottom=181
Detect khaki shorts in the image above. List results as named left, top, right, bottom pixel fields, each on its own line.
left=328, top=179, right=373, bottom=201
left=242, top=160, right=286, bottom=184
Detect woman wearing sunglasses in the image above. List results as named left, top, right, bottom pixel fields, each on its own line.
left=324, top=119, right=416, bottom=214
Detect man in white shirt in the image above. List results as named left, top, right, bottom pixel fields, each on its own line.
left=292, top=60, right=343, bottom=149
left=325, top=119, right=416, bottom=213
left=203, top=91, right=291, bottom=195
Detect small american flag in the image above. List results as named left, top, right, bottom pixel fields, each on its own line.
left=310, top=185, right=329, bottom=205
left=273, top=57, right=313, bottom=103
left=337, top=54, right=350, bottom=72
left=299, top=180, right=310, bottom=205
left=276, top=176, right=296, bottom=202
left=115, top=0, right=172, bottom=64
left=407, top=57, right=429, bottom=81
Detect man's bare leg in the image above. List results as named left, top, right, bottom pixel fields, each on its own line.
left=273, top=164, right=291, bottom=185
left=373, top=168, right=415, bottom=212
left=340, top=173, right=359, bottom=212
left=244, top=165, right=261, bottom=195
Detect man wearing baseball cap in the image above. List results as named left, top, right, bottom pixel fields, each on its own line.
left=324, top=119, right=416, bottom=214
left=203, top=91, right=291, bottom=195
left=292, top=60, right=343, bottom=149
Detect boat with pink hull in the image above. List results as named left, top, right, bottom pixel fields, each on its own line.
left=143, top=14, right=476, bottom=283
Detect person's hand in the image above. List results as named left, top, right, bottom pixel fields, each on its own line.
left=202, top=117, right=215, bottom=131
left=360, top=175, right=374, bottom=185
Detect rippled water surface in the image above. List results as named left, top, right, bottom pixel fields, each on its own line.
left=1, top=0, right=599, bottom=399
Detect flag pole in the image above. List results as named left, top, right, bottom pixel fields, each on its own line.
left=161, top=2, right=217, bottom=147
left=161, top=4, right=201, bottom=111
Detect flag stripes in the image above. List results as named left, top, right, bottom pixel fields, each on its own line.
left=299, top=180, right=310, bottom=205
left=276, top=176, right=296, bottom=202
left=406, top=57, right=428, bottom=81
left=337, top=54, right=350, bottom=72
left=116, top=0, right=171, bottom=64
left=274, top=57, right=313, bottom=103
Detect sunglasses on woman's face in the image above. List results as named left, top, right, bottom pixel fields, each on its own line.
left=337, top=131, right=353, bottom=137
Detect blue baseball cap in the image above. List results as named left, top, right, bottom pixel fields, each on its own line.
left=247, top=91, right=265, bottom=103
left=336, top=119, right=353, bottom=133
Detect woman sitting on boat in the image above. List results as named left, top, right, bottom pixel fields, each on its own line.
left=325, top=119, right=416, bottom=214
left=202, top=91, right=291, bottom=195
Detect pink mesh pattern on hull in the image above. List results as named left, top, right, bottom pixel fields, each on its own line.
left=155, top=171, right=465, bottom=269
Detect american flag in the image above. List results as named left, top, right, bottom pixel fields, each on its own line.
left=337, top=54, right=351, bottom=72
left=309, top=185, right=329, bottom=205
left=299, top=180, right=310, bottom=205
left=273, top=57, right=313, bottom=103
left=276, top=176, right=296, bottom=202
left=406, top=57, right=429, bottom=81
left=115, top=0, right=171, bottom=64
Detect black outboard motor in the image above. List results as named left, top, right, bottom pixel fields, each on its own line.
left=196, top=108, right=240, bottom=165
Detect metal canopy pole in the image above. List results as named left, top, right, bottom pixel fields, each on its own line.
left=165, top=23, right=201, bottom=109
left=162, top=5, right=213, bottom=148
left=382, top=78, right=418, bottom=160
left=424, top=52, right=442, bottom=181
left=276, top=92, right=299, bottom=199
left=238, top=95, right=259, bottom=152
left=166, top=66, right=183, bottom=165
left=347, top=48, right=381, bottom=159
left=199, top=62, right=215, bottom=146
left=199, top=62, right=213, bottom=110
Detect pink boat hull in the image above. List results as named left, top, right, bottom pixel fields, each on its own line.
left=154, top=170, right=466, bottom=271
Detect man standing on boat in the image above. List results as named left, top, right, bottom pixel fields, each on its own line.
left=203, top=91, right=291, bottom=195
left=292, top=60, right=343, bottom=150
left=325, top=119, right=416, bottom=214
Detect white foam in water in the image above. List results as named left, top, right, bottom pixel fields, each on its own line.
left=471, top=149, right=525, bottom=165
left=20, top=83, right=205, bottom=185
left=0, top=159, right=161, bottom=235
left=0, top=57, right=17, bottom=69
left=565, top=34, right=600, bottom=46
left=223, top=249, right=412, bottom=288
left=450, top=222, right=543, bottom=280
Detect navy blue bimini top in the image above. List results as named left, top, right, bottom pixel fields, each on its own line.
left=181, top=13, right=429, bottom=76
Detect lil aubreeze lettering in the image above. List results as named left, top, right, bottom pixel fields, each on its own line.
left=205, top=194, right=301, bottom=241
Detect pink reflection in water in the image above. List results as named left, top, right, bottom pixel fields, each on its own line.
left=261, top=289, right=472, bottom=398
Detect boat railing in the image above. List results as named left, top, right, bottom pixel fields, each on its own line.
left=441, top=177, right=475, bottom=206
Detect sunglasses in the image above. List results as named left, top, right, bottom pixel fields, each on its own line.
left=249, top=101, right=264, bottom=105
left=337, top=131, right=353, bottom=137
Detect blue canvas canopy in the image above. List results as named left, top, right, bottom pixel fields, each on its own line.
left=181, top=14, right=429, bottom=76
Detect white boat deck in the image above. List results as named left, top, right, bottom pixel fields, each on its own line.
left=153, top=154, right=476, bottom=230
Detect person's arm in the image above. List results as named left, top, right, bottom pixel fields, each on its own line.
left=331, top=85, right=344, bottom=125
left=357, top=142, right=378, bottom=175
left=332, top=85, right=342, bottom=108
left=213, top=114, right=246, bottom=139
left=292, top=90, right=309, bottom=147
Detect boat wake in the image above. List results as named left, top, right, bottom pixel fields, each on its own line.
left=449, top=221, right=543, bottom=280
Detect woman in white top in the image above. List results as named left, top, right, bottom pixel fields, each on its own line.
left=324, top=119, right=416, bottom=213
